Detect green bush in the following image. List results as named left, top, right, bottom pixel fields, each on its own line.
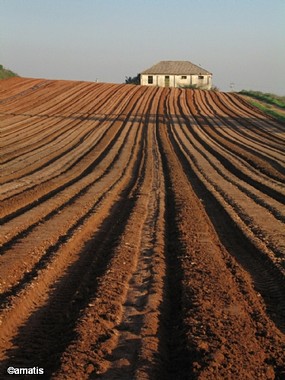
left=0, top=64, right=18, bottom=79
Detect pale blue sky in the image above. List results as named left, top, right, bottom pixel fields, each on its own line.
left=1, top=0, right=284, bottom=93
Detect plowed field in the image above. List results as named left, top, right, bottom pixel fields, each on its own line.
left=1, top=78, right=285, bottom=379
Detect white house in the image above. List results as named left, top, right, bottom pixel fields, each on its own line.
left=140, top=60, right=212, bottom=89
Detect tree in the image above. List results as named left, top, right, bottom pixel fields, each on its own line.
left=125, top=74, right=140, bottom=85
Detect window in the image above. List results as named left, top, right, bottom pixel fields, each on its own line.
left=181, top=76, right=187, bottom=79
left=198, top=75, right=204, bottom=80
left=165, top=76, right=170, bottom=87
left=148, top=76, right=153, bottom=84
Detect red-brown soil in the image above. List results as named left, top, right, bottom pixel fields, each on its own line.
left=0, top=78, right=285, bottom=379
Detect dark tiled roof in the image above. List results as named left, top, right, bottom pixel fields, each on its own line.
left=141, top=61, right=211, bottom=75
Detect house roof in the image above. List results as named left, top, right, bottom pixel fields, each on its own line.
left=140, top=61, right=212, bottom=75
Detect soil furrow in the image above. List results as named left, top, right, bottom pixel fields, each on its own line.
left=0, top=86, right=146, bottom=217
left=95, top=88, right=167, bottom=380
left=0, top=85, right=143, bottom=196
left=179, top=92, right=285, bottom=206
left=202, top=92, right=285, bottom=159
left=166, top=106, right=285, bottom=332
left=192, top=91, right=285, bottom=182
left=0, top=87, right=154, bottom=294
left=170, top=91, right=285, bottom=262
left=158, top=101, right=285, bottom=379
left=206, top=94, right=285, bottom=168
left=0, top=111, right=146, bottom=375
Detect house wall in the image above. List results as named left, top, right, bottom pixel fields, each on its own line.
left=190, top=75, right=212, bottom=90
left=140, top=74, right=212, bottom=89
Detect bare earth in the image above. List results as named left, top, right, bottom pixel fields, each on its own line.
left=0, top=78, right=285, bottom=379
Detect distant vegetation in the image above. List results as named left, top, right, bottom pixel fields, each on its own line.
left=0, top=64, right=18, bottom=79
left=180, top=84, right=220, bottom=91
left=125, top=74, right=140, bottom=85
left=239, top=90, right=285, bottom=123
left=239, top=90, right=285, bottom=108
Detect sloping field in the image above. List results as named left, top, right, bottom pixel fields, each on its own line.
left=0, top=77, right=285, bottom=379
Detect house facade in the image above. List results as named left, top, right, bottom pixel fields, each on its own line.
left=140, top=61, right=212, bottom=89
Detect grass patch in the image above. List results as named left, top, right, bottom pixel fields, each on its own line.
left=249, top=99, right=285, bottom=123
left=239, top=90, right=285, bottom=109
left=239, top=90, right=285, bottom=123
left=0, top=64, right=18, bottom=79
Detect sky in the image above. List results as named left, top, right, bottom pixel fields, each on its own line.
left=1, top=0, right=284, bottom=94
